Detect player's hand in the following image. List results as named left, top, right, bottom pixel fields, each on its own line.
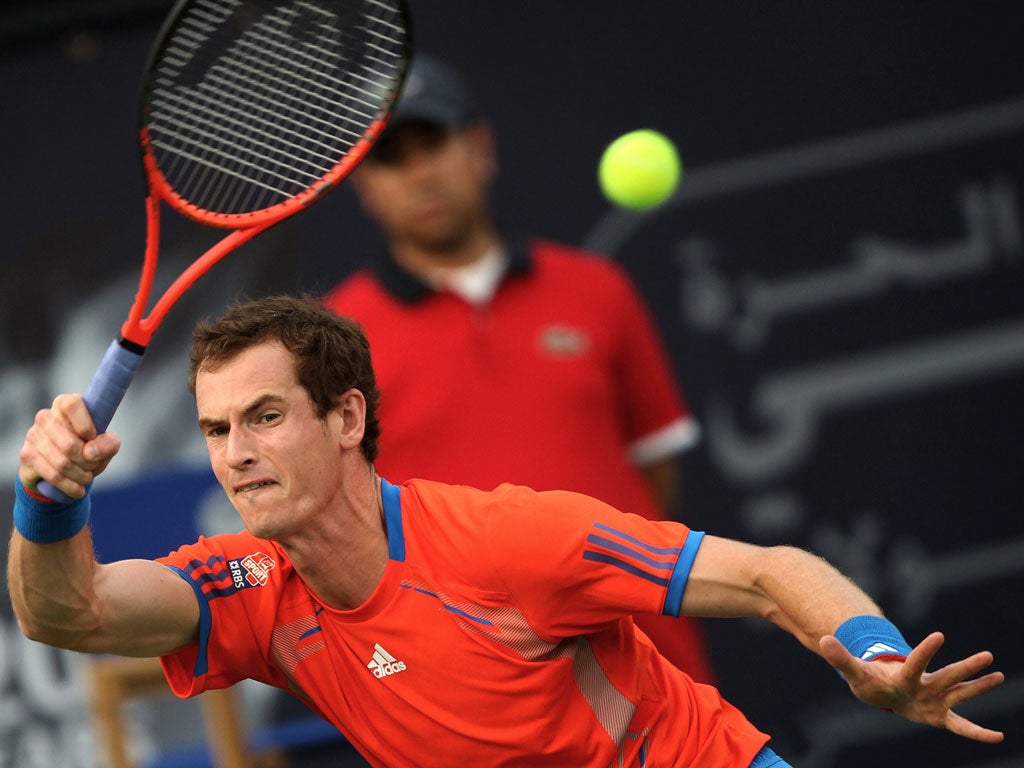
left=820, top=631, right=1005, bottom=743
left=19, top=394, right=121, bottom=500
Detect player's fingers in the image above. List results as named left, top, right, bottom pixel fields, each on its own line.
left=52, top=393, right=99, bottom=441
left=84, top=431, right=121, bottom=474
left=19, top=439, right=89, bottom=499
left=21, top=421, right=90, bottom=487
left=943, top=671, right=1006, bottom=709
left=943, top=709, right=1005, bottom=744
left=926, top=650, right=998, bottom=691
left=20, top=403, right=113, bottom=496
left=900, top=631, right=944, bottom=679
left=819, top=635, right=859, bottom=679
left=39, top=419, right=94, bottom=479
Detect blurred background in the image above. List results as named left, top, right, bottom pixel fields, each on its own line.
left=1, top=1, right=1021, bottom=766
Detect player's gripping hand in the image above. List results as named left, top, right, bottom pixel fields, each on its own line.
left=19, top=394, right=121, bottom=500
left=820, top=631, right=1005, bottom=743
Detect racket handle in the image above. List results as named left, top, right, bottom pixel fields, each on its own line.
left=37, top=339, right=144, bottom=503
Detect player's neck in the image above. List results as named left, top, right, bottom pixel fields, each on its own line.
left=280, top=467, right=389, bottom=610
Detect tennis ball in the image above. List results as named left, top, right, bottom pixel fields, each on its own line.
left=598, top=129, right=681, bottom=210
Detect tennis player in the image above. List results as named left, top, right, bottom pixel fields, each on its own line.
left=10, top=296, right=1004, bottom=767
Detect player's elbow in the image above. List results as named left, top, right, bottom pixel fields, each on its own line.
left=13, top=608, right=97, bottom=651
left=8, top=585, right=103, bottom=652
left=750, top=545, right=819, bottom=619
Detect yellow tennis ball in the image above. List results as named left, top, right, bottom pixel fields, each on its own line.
left=598, top=129, right=681, bottom=210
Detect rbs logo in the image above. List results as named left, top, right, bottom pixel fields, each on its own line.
left=228, top=552, right=276, bottom=589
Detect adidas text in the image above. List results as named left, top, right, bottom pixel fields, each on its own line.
left=370, top=660, right=407, bottom=678
left=366, top=643, right=407, bottom=678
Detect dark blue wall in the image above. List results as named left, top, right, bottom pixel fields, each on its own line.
left=1, top=3, right=1021, bottom=766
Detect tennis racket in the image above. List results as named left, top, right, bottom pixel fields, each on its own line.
left=38, top=0, right=411, bottom=502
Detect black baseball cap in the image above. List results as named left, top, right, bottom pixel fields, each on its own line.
left=389, top=54, right=481, bottom=128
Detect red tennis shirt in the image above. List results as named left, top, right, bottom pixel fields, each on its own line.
left=324, top=238, right=714, bottom=683
left=158, top=479, right=768, bottom=767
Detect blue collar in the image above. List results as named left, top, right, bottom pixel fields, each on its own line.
left=380, top=478, right=406, bottom=562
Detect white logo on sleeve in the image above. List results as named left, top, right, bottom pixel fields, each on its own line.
left=367, top=643, right=407, bottom=678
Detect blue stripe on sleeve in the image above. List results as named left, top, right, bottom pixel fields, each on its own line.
left=663, top=530, right=705, bottom=617
left=586, top=533, right=678, bottom=570
left=165, top=564, right=212, bottom=677
left=583, top=550, right=672, bottom=587
left=592, top=521, right=682, bottom=556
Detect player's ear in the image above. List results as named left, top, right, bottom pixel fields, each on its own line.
left=333, top=388, right=366, bottom=451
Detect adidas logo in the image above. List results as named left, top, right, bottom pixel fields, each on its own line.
left=366, top=643, right=407, bottom=679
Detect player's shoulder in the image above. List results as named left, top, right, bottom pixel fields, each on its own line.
left=400, top=478, right=612, bottom=539
left=401, top=476, right=538, bottom=505
left=159, top=532, right=299, bottom=608
left=160, top=531, right=289, bottom=573
left=396, top=479, right=541, bottom=549
left=399, top=478, right=502, bottom=524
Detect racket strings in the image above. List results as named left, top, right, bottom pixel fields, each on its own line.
left=169, top=2, right=395, bottom=210
left=146, top=0, right=407, bottom=216
left=156, top=1, right=317, bottom=209
left=172, top=2, right=394, bottom=183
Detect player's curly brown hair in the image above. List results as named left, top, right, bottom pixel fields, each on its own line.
left=187, top=294, right=382, bottom=462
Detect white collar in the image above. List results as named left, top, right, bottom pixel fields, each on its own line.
left=429, top=246, right=508, bottom=304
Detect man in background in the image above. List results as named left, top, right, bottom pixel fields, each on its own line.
left=323, top=54, right=713, bottom=684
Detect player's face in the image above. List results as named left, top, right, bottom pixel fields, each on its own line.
left=194, top=342, right=347, bottom=540
left=352, top=121, right=495, bottom=256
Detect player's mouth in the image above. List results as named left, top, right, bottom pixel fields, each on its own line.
left=235, top=480, right=276, bottom=494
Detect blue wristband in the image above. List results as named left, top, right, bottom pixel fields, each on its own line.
left=834, top=615, right=912, bottom=663
left=13, top=477, right=91, bottom=544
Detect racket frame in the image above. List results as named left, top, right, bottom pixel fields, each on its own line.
left=36, top=0, right=412, bottom=502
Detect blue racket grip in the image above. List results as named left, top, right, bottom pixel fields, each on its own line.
left=37, top=339, right=144, bottom=503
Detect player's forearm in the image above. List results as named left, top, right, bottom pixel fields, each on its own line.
left=7, top=528, right=105, bottom=650
left=755, top=545, right=883, bottom=655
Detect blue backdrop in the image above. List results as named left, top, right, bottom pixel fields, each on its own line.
left=1, top=3, right=1021, bottom=766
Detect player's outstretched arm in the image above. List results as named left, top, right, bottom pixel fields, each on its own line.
left=8, top=394, right=199, bottom=657
left=820, top=631, right=1005, bottom=743
left=681, top=536, right=1004, bottom=742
